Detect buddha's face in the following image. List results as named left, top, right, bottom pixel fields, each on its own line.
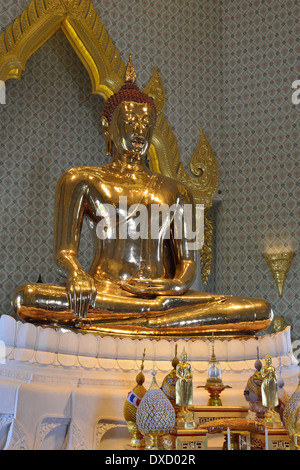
left=266, top=356, right=272, bottom=366
left=110, top=101, right=156, bottom=157
left=181, top=354, right=187, bottom=363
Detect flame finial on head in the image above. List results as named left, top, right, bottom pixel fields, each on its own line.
left=124, top=54, right=136, bottom=84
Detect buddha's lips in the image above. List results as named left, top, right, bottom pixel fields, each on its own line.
left=131, top=136, right=145, bottom=146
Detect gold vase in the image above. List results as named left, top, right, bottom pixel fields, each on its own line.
left=264, top=252, right=295, bottom=296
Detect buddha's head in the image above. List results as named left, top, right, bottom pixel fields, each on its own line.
left=102, top=55, right=157, bottom=159
left=265, top=353, right=272, bottom=366
left=181, top=349, right=188, bottom=364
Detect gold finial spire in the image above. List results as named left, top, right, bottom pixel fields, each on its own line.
left=124, top=54, right=136, bottom=83
left=136, top=348, right=146, bottom=386
left=141, top=348, right=146, bottom=371
left=210, top=332, right=217, bottom=361
left=171, top=344, right=179, bottom=369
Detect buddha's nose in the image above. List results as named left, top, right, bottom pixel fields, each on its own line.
left=133, top=120, right=143, bottom=134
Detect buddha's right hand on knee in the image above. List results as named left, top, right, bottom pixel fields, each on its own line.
left=66, top=269, right=97, bottom=319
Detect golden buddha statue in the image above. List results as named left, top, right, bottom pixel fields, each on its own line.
left=175, top=349, right=193, bottom=411
left=13, top=56, right=273, bottom=338
left=261, top=354, right=281, bottom=427
left=175, top=349, right=196, bottom=428
left=261, top=354, right=279, bottom=411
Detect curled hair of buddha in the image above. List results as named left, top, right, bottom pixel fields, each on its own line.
left=102, top=55, right=157, bottom=124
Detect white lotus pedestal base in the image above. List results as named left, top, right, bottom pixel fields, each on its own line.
left=0, top=314, right=298, bottom=450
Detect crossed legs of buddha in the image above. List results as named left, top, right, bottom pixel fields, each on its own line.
left=13, top=280, right=272, bottom=336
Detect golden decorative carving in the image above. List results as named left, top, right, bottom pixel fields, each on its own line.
left=200, top=209, right=214, bottom=285
left=0, top=0, right=125, bottom=98
left=188, top=130, right=218, bottom=202
left=0, top=0, right=218, bottom=283
left=143, top=67, right=166, bottom=115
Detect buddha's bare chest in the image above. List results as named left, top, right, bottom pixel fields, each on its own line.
left=85, top=174, right=175, bottom=217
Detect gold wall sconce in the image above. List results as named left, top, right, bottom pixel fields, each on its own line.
left=264, top=251, right=295, bottom=296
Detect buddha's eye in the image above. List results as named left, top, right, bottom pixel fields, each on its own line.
left=125, top=112, right=137, bottom=125
left=142, top=117, right=152, bottom=128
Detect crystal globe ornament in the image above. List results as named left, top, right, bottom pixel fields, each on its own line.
left=136, top=366, right=176, bottom=450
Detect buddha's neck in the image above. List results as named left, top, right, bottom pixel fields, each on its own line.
left=113, top=150, right=149, bottom=173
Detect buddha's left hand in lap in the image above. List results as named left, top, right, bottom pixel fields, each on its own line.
left=119, top=259, right=196, bottom=296
left=119, top=278, right=186, bottom=296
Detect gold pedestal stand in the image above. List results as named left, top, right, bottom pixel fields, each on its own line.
left=191, top=405, right=249, bottom=426
left=126, top=421, right=145, bottom=449
left=198, top=379, right=232, bottom=407
left=204, top=384, right=231, bottom=407
left=176, top=409, right=197, bottom=429
left=251, top=428, right=291, bottom=450
left=171, top=428, right=208, bottom=450
left=146, top=433, right=164, bottom=450
left=263, top=410, right=282, bottom=429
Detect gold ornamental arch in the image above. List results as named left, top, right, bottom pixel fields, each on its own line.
left=0, top=0, right=218, bottom=284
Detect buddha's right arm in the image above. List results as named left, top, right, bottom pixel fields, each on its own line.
left=53, top=170, right=97, bottom=317
left=53, top=170, right=86, bottom=273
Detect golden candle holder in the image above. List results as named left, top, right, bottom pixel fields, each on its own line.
left=198, top=333, right=231, bottom=406
left=264, top=251, right=295, bottom=296
left=201, top=381, right=232, bottom=407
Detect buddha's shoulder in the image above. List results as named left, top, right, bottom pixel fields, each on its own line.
left=154, top=172, right=194, bottom=201
left=58, top=165, right=108, bottom=182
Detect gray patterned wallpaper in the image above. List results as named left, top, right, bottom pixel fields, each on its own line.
left=0, top=1, right=299, bottom=337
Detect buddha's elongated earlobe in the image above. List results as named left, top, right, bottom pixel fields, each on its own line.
left=101, top=116, right=112, bottom=156
left=105, top=133, right=112, bottom=156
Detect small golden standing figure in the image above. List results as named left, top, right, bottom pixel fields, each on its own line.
left=261, top=353, right=281, bottom=428
left=175, top=348, right=196, bottom=428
